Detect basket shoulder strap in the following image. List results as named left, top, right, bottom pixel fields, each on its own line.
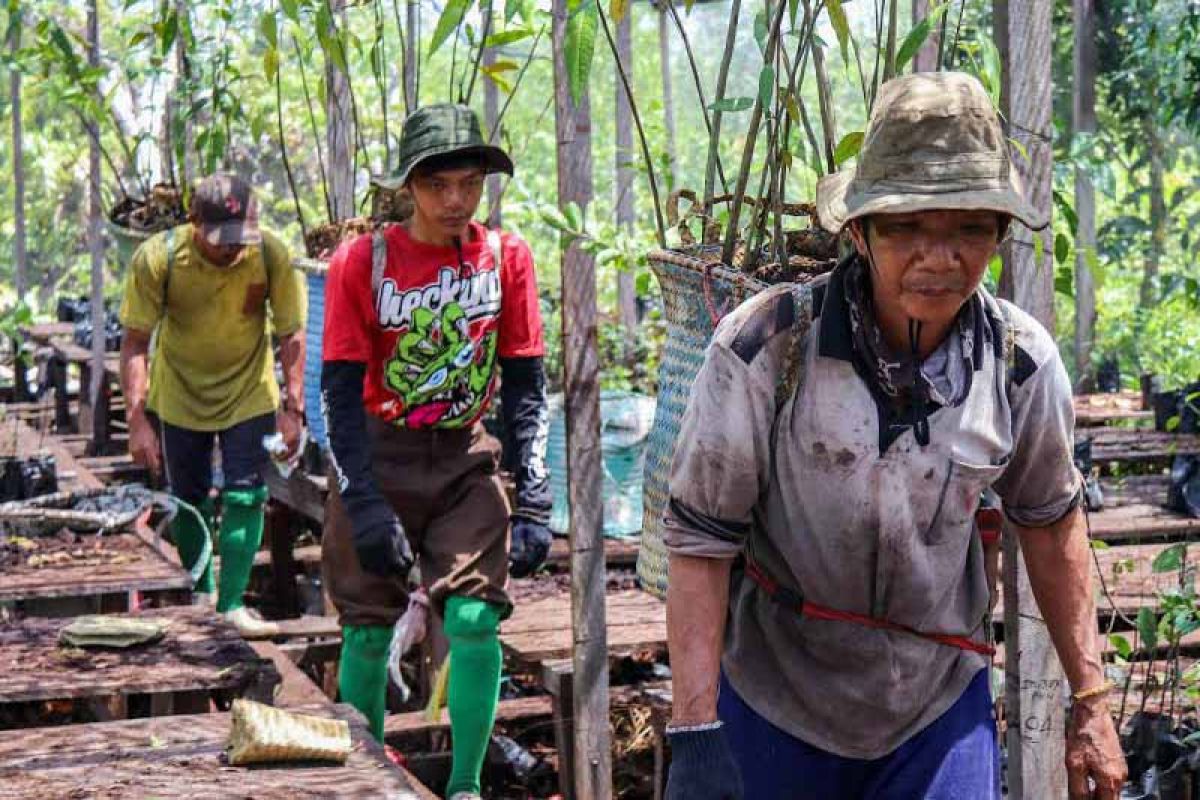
left=773, top=284, right=816, bottom=413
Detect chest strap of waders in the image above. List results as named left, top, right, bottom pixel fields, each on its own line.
left=743, top=555, right=996, bottom=656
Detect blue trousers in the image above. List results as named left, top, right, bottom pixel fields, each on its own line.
left=718, top=669, right=1000, bottom=800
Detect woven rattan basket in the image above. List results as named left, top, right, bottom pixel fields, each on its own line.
left=637, top=247, right=768, bottom=600
left=227, top=699, right=352, bottom=766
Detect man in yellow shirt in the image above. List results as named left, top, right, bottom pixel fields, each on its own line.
left=118, top=174, right=307, bottom=636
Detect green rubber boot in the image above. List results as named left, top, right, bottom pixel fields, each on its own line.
left=444, top=596, right=504, bottom=798
left=339, top=624, right=392, bottom=741
left=215, top=486, right=268, bottom=614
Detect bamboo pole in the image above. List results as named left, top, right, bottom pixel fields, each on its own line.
left=996, top=0, right=1064, bottom=794
left=551, top=2, right=611, bottom=798
left=703, top=0, right=741, bottom=222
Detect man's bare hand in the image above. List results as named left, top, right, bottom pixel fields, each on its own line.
left=128, top=411, right=161, bottom=477
left=276, top=407, right=303, bottom=460
left=1066, top=698, right=1126, bottom=799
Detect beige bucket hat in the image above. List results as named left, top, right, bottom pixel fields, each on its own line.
left=816, top=71, right=1049, bottom=233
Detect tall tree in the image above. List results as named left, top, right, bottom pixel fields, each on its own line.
left=175, top=0, right=193, bottom=188
left=996, top=0, right=1065, bottom=794
left=551, top=1, right=611, bottom=797
left=657, top=4, right=678, bottom=188
left=614, top=8, right=637, bottom=349
left=87, top=0, right=106, bottom=450
left=9, top=6, right=26, bottom=299
left=484, top=37, right=501, bottom=226
left=404, top=0, right=419, bottom=113
left=912, top=0, right=940, bottom=71
left=1073, top=0, right=1098, bottom=385
left=1141, top=120, right=1166, bottom=309
left=327, top=0, right=355, bottom=220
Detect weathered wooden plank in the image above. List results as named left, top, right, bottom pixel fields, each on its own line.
left=0, top=605, right=278, bottom=708
left=0, top=703, right=435, bottom=799
left=1073, top=392, right=1150, bottom=427
left=248, top=640, right=330, bottom=708
left=0, top=417, right=102, bottom=491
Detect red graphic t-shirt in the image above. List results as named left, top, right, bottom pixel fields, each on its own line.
left=322, top=221, right=544, bottom=429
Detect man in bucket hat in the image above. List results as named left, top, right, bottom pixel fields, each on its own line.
left=320, top=103, right=551, bottom=800
left=119, top=174, right=308, bottom=636
left=662, top=72, right=1125, bottom=799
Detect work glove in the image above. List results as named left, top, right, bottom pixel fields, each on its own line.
left=352, top=507, right=414, bottom=579
left=509, top=518, right=552, bottom=578
left=665, top=722, right=743, bottom=800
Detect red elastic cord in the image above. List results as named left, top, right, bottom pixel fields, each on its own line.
left=745, top=559, right=996, bottom=657
left=977, top=507, right=1004, bottom=546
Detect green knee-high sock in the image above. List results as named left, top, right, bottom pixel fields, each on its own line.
left=339, top=624, right=392, bottom=741
left=444, top=596, right=504, bottom=797
left=215, top=486, right=267, bottom=613
left=171, top=505, right=215, bottom=595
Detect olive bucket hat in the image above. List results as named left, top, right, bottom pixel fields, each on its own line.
left=815, top=71, right=1049, bottom=233
left=374, top=103, right=513, bottom=191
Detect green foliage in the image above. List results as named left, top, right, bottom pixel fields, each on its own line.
left=564, top=1, right=597, bottom=106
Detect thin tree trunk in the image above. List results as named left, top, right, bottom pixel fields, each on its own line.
left=658, top=6, right=678, bottom=189
left=812, top=41, right=838, bottom=173
left=87, top=0, right=106, bottom=450
left=327, top=0, right=355, bottom=221
left=996, top=0, right=1065, bottom=795
left=10, top=11, right=26, bottom=299
left=404, top=0, right=419, bottom=112
left=1141, top=120, right=1165, bottom=309
left=175, top=0, right=193, bottom=189
left=484, top=43, right=502, bottom=227
left=615, top=9, right=638, bottom=350
left=883, top=0, right=899, bottom=81
left=912, top=0, right=940, bottom=72
left=1073, top=0, right=1097, bottom=386
left=551, top=2, right=611, bottom=798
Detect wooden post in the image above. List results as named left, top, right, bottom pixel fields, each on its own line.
left=614, top=9, right=638, bottom=351
left=86, top=0, right=107, bottom=456
left=995, top=0, right=1065, bottom=795
left=657, top=5, right=678, bottom=188
left=1073, top=0, right=1097, bottom=387
left=484, top=41, right=502, bottom=227
left=326, top=0, right=355, bottom=221
left=551, top=2, right=612, bottom=798
left=912, top=0, right=941, bottom=72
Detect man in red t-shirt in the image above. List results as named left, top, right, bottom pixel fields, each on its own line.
left=320, top=104, right=551, bottom=800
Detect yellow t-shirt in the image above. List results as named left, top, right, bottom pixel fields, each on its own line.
left=119, top=224, right=307, bottom=432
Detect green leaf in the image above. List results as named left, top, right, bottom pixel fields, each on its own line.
left=1108, top=634, right=1133, bottom=660
left=784, top=91, right=802, bottom=125
left=280, top=0, right=300, bottom=25
left=506, top=0, right=532, bottom=24
left=708, top=97, right=754, bottom=113
left=609, top=0, right=630, bottom=22
left=1034, top=232, right=1045, bottom=266
left=564, top=2, right=598, bottom=105
left=758, top=66, right=774, bottom=109
left=430, top=0, right=471, bottom=56
left=483, top=59, right=520, bottom=73
left=564, top=201, right=585, bottom=232
left=540, top=205, right=572, bottom=233
left=480, top=64, right=514, bottom=93
left=1054, top=232, right=1070, bottom=265
left=160, top=10, right=179, bottom=57
left=895, top=4, right=948, bottom=72
left=128, top=30, right=151, bottom=49
left=1090, top=538, right=1110, bottom=550
left=484, top=28, right=534, bottom=47
left=1138, top=607, right=1158, bottom=651
left=1054, top=265, right=1073, bottom=297
left=753, top=9, right=768, bottom=54
left=260, top=11, right=278, bottom=49
left=263, top=46, right=279, bottom=83
left=1153, top=544, right=1186, bottom=573
left=1084, top=248, right=1104, bottom=290
left=987, top=253, right=1003, bottom=285
left=833, top=131, right=865, bottom=166
left=636, top=271, right=652, bottom=296
left=826, top=0, right=851, bottom=65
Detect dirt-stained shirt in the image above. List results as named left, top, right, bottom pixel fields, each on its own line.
left=662, top=260, right=1080, bottom=759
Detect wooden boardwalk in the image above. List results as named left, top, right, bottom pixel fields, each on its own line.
left=0, top=703, right=436, bottom=799
left=0, top=605, right=279, bottom=725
